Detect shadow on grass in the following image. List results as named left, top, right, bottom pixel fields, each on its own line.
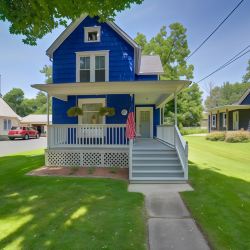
left=0, top=153, right=146, bottom=250
left=181, top=161, right=250, bottom=250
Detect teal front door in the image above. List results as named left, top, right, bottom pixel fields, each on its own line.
left=136, top=107, right=153, bottom=138
left=140, top=111, right=151, bottom=138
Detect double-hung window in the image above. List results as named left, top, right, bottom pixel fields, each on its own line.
left=222, top=113, right=227, bottom=128
left=211, top=114, right=216, bottom=128
left=3, top=119, right=11, bottom=130
left=76, top=51, right=109, bottom=82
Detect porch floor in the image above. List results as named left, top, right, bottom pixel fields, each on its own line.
left=134, top=138, right=173, bottom=150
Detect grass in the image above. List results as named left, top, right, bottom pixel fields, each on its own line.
left=0, top=150, right=146, bottom=250
left=182, top=136, right=250, bottom=250
left=180, top=127, right=208, bottom=135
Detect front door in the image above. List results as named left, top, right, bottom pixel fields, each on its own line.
left=136, top=107, right=153, bottom=138
left=233, top=111, right=239, bottom=130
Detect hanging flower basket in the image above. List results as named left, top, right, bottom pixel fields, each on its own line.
left=67, top=106, right=84, bottom=117
left=99, top=107, right=116, bottom=117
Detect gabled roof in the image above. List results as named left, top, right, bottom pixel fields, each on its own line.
left=21, top=114, right=52, bottom=124
left=46, top=15, right=163, bottom=75
left=139, top=55, right=164, bottom=75
left=236, top=88, right=250, bottom=104
left=0, top=98, right=20, bottom=119
left=46, top=14, right=140, bottom=59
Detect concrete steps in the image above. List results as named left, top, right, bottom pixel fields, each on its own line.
left=131, top=143, right=184, bottom=182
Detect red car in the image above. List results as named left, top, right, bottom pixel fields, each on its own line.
left=8, top=126, right=40, bottom=140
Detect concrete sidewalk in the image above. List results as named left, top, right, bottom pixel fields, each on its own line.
left=129, top=184, right=210, bottom=250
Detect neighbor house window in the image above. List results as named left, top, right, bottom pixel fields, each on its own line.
left=76, top=51, right=109, bottom=82
left=3, top=119, right=11, bottom=130
left=78, top=98, right=105, bottom=124
left=211, top=114, right=216, bottom=128
left=222, top=113, right=227, bottom=128
left=84, top=27, right=101, bottom=42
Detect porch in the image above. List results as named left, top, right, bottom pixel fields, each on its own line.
left=45, top=124, right=188, bottom=181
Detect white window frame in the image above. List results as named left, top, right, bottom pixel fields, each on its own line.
left=211, top=114, right=216, bottom=128
left=76, top=51, right=109, bottom=82
left=3, top=119, right=11, bottom=130
left=222, top=113, right=227, bottom=128
left=84, top=26, right=101, bottom=43
left=78, top=98, right=106, bottom=125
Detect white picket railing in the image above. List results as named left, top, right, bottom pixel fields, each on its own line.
left=156, top=125, right=188, bottom=179
left=47, top=124, right=129, bottom=148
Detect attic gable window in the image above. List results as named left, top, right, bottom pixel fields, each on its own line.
left=84, top=27, right=101, bottom=42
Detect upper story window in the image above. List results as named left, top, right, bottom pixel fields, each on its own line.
left=76, top=51, right=109, bottom=82
left=84, top=27, right=101, bottom=43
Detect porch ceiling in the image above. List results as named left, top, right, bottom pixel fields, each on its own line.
left=32, top=80, right=191, bottom=107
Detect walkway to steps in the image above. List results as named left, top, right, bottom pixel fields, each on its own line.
left=129, top=184, right=210, bottom=250
left=131, top=139, right=185, bottom=181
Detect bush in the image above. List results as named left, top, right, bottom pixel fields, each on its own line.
left=206, top=132, right=226, bottom=141
left=180, top=127, right=208, bottom=135
left=225, top=131, right=250, bottom=143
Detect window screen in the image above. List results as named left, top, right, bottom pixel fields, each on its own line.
left=80, top=56, right=90, bottom=82
left=81, top=103, right=103, bottom=124
left=95, top=56, right=105, bottom=82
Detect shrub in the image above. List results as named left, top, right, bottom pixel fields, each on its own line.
left=180, top=127, right=208, bottom=135
left=225, top=131, right=250, bottom=143
left=206, top=132, right=226, bottom=141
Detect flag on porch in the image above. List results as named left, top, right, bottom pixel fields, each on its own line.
left=126, top=95, right=136, bottom=139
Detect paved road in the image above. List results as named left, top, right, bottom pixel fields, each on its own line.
left=0, top=137, right=47, bottom=157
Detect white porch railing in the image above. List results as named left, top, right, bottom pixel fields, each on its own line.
left=47, top=124, right=129, bottom=148
left=156, top=125, right=188, bottom=179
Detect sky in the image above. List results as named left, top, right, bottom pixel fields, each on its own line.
left=0, top=0, right=249, bottom=100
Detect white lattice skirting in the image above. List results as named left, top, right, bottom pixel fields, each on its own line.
left=45, top=148, right=129, bottom=168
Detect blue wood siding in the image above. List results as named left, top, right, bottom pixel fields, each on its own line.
left=53, top=16, right=135, bottom=83
left=52, top=94, right=132, bottom=124
left=135, top=75, right=158, bottom=81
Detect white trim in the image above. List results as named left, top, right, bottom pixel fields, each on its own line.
left=236, top=88, right=250, bottom=104
left=222, top=112, right=227, bottom=128
left=78, top=98, right=106, bottom=124
left=136, top=107, right=153, bottom=138
left=84, top=26, right=101, bottom=43
left=76, top=51, right=109, bottom=82
left=211, top=114, right=216, bottom=128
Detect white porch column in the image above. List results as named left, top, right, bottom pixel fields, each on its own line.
left=47, top=94, right=50, bottom=125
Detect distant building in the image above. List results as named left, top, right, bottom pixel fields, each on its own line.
left=207, top=88, right=250, bottom=132
left=20, top=114, right=52, bottom=136
left=0, top=97, right=20, bottom=140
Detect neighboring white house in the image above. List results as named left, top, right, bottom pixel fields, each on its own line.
left=0, top=97, right=20, bottom=140
left=20, top=114, right=52, bottom=136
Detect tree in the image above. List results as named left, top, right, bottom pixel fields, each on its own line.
left=204, top=82, right=250, bottom=109
left=165, top=83, right=203, bottom=127
left=3, top=88, right=24, bottom=114
left=135, top=24, right=202, bottom=127
left=242, top=59, right=250, bottom=83
left=0, top=0, right=143, bottom=45
left=135, top=24, right=194, bottom=80
left=40, top=65, right=52, bottom=83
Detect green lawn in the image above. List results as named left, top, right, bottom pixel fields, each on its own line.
left=0, top=150, right=146, bottom=250
left=182, top=136, right=250, bottom=250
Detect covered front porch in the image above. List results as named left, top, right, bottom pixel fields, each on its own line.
left=32, top=80, right=190, bottom=182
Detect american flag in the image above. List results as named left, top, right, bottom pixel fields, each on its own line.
left=126, top=95, right=136, bottom=139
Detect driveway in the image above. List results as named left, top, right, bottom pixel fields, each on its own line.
left=0, top=137, right=47, bottom=156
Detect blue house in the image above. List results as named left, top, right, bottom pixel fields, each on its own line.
left=33, top=14, right=190, bottom=182
left=208, top=88, right=250, bottom=132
